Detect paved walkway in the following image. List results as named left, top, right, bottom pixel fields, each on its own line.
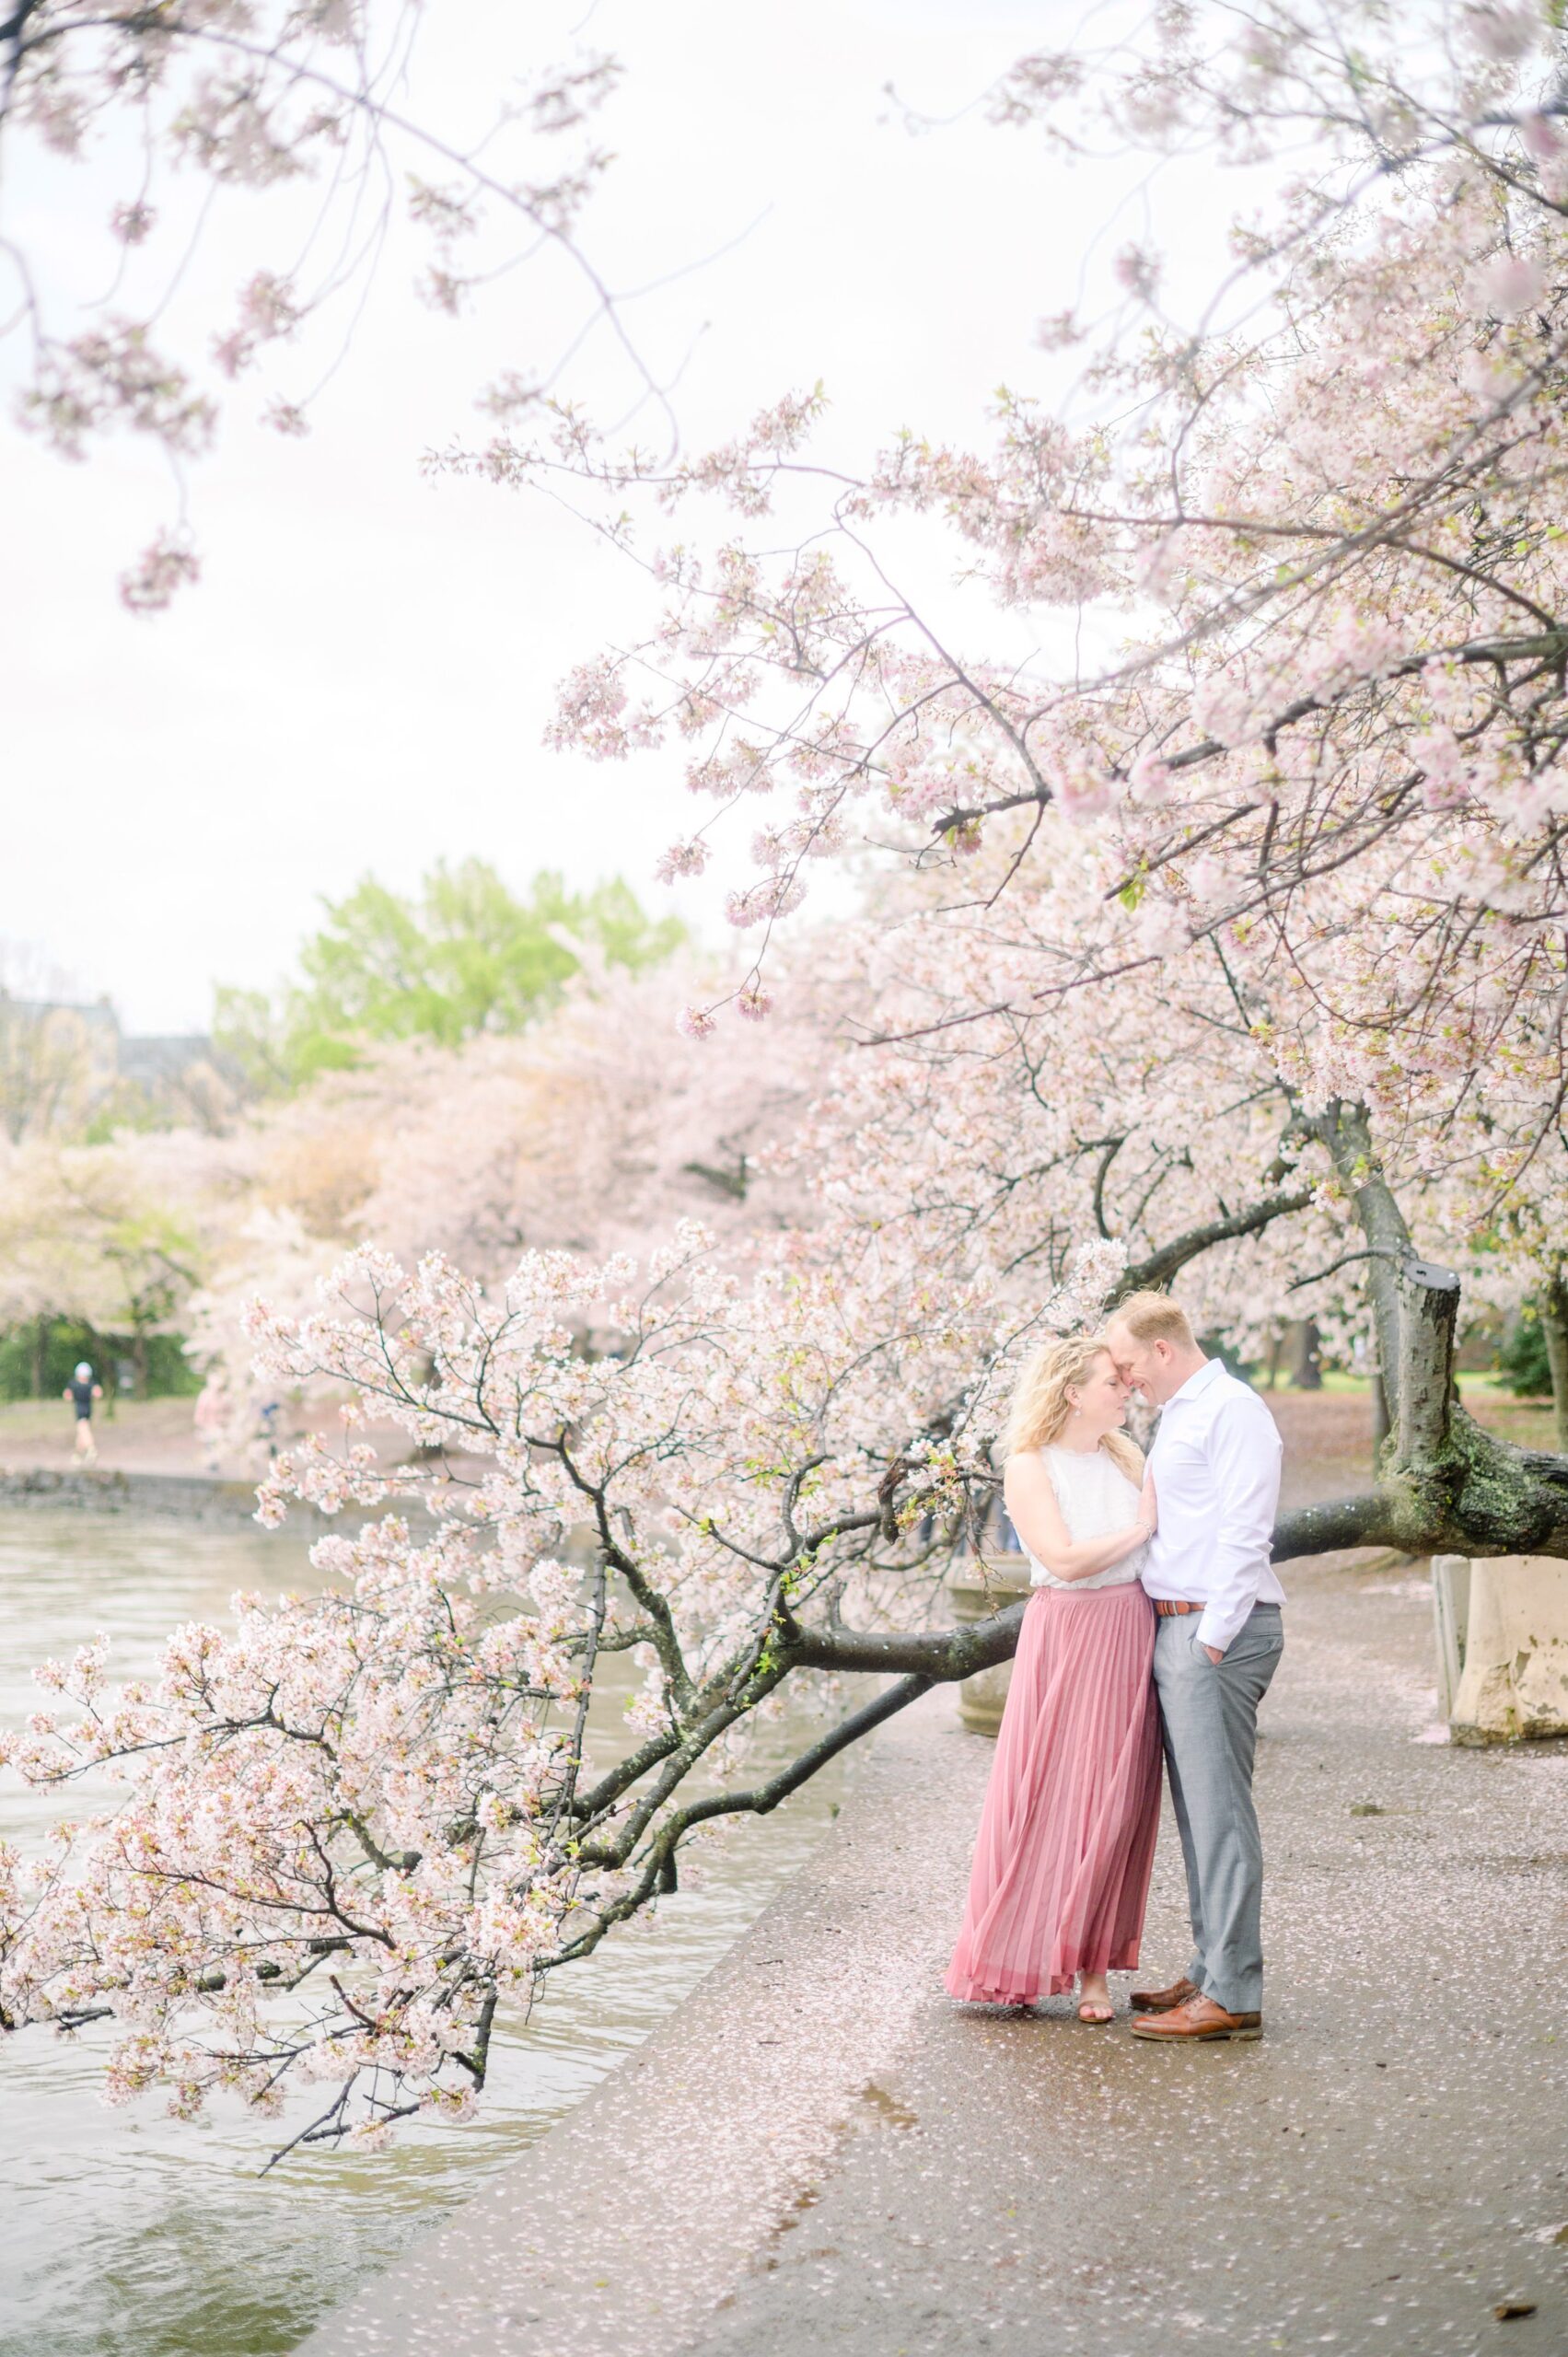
left=302, top=1551, right=1568, bottom=2357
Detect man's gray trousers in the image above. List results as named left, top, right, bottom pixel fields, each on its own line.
left=1152, top=1603, right=1283, bottom=2016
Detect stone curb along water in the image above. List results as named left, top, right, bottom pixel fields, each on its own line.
left=0, top=1464, right=442, bottom=1531
left=295, top=1687, right=993, bottom=2357
left=0, top=1465, right=267, bottom=1521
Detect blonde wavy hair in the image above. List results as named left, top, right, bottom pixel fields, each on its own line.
left=1003, top=1334, right=1143, bottom=1483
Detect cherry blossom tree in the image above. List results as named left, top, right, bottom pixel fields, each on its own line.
left=0, top=1213, right=1125, bottom=2148
left=0, top=938, right=833, bottom=1446
left=511, top=3, right=1568, bottom=1559
left=0, top=1122, right=239, bottom=1387
left=9, top=3, right=1568, bottom=2152
left=180, top=944, right=834, bottom=1446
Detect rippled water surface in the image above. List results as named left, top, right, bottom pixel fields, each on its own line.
left=0, top=1510, right=842, bottom=2356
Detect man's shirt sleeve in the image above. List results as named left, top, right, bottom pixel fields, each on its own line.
left=1195, top=1391, right=1283, bottom=1653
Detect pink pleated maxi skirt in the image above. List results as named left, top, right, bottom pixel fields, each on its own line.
left=946, top=1581, right=1161, bottom=2003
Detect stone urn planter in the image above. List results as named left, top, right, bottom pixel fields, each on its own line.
left=1446, top=1554, right=1568, bottom=1744
left=947, top=1550, right=1033, bottom=1736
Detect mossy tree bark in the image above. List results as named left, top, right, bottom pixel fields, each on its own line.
left=1307, top=1100, right=1568, bottom=1565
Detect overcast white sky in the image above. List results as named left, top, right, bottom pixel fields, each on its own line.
left=1, top=0, right=1225, bottom=1032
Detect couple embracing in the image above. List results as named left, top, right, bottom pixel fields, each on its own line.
left=946, top=1292, right=1285, bottom=2040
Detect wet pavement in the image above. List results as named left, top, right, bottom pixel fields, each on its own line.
left=693, top=1555, right=1568, bottom=2357
left=301, top=1550, right=1568, bottom=2357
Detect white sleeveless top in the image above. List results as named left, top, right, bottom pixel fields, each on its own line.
left=1025, top=1444, right=1147, bottom=1591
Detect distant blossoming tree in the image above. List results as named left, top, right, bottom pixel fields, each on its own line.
left=183, top=945, right=835, bottom=1456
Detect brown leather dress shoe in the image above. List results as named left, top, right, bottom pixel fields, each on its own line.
left=1130, top=1994, right=1262, bottom=2042
left=1129, top=1973, right=1199, bottom=2014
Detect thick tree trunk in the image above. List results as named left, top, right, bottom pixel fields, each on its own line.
left=1304, top=1103, right=1568, bottom=1561
left=1541, top=1272, right=1568, bottom=1456
left=1394, top=1253, right=1460, bottom=1470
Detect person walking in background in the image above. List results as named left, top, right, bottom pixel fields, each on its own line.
left=64, top=1361, right=103, bottom=1463
left=947, top=1334, right=1162, bottom=2024
left=1103, top=1293, right=1284, bottom=2045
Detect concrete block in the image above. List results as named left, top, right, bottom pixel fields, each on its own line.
left=947, top=1551, right=1031, bottom=1736
left=1430, top=1553, right=1470, bottom=1719
left=1448, top=1554, right=1568, bottom=1744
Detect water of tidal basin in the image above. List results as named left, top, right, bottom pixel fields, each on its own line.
left=0, top=1511, right=846, bottom=2357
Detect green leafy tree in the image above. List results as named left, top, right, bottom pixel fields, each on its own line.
left=215, top=863, right=684, bottom=1090
left=1497, top=1311, right=1552, bottom=1401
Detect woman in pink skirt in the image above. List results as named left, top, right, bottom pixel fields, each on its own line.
left=947, top=1333, right=1162, bottom=2024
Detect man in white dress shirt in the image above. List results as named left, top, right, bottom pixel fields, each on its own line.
left=1104, top=1291, right=1285, bottom=2042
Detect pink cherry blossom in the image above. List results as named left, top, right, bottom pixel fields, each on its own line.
left=656, top=839, right=710, bottom=882
left=1469, top=251, right=1545, bottom=317
left=118, top=535, right=201, bottom=614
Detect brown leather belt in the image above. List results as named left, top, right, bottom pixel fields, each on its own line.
left=1153, top=1598, right=1202, bottom=1617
